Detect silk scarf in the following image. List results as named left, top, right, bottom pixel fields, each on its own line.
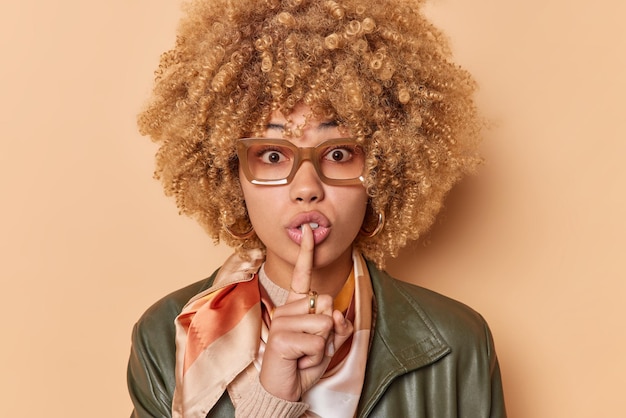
left=172, top=249, right=372, bottom=418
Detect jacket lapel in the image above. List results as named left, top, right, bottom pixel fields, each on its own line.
left=357, top=261, right=451, bottom=417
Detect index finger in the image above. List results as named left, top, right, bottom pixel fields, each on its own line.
left=286, top=223, right=314, bottom=303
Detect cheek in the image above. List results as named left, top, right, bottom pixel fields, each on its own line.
left=239, top=181, right=281, bottom=224
left=334, top=189, right=368, bottom=224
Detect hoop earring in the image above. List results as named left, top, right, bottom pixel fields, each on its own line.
left=225, top=224, right=256, bottom=240
left=360, top=212, right=385, bottom=238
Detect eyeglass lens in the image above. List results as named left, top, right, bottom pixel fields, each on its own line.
left=242, top=139, right=364, bottom=183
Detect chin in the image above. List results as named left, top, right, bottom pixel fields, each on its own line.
left=311, top=244, right=353, bottom=270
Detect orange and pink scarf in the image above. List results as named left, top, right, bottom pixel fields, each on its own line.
left=172, top=249, right=373, bottom=418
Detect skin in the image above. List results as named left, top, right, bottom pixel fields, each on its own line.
left=240, top=104, right=369, bottom=296
left=239, top=104, right=366, bottom=401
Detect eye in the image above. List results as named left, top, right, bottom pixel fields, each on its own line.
left=323, top=146, right=355, bottom=163
left=257, top=147, right=288, bottom=164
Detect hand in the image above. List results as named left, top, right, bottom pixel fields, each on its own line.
left=259, top=224, right=354, bottom=402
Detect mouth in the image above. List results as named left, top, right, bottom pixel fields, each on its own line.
left=297, top=222, right=320, bottom=230
left=287, top=212, right=331, bottom=245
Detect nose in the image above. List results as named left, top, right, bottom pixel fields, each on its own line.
left=289, top=160, right=325, bottom=203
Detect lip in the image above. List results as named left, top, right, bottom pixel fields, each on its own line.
left=286, top=211, right=331, bottom=246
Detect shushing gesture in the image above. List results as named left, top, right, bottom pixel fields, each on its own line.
left=259, top=224, right=354, bottom=402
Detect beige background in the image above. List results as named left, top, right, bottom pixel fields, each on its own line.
left=1, top=0, right=624, bottom=416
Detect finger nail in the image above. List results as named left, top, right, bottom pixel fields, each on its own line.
left=326, top=340, right=335, bottom=357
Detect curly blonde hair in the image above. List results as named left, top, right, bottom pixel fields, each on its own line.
left=138, top=0, right=482, bottom=267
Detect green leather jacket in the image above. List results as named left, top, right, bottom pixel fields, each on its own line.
left=128, top=260, right=507, bottom=417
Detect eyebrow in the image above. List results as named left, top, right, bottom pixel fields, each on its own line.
left=266, top=123, right=284, bottom=131
left=266, top=120, right=338, bottom=131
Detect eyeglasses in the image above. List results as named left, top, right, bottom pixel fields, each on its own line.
left=237, top=138, right=366, bottom=186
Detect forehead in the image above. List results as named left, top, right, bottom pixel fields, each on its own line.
left=263, top=104, right=345, bottom=143
left=267, top=103, right=329, bottom=126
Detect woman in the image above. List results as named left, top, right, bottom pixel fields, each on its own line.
left=128, top=0, right=506, bottom=417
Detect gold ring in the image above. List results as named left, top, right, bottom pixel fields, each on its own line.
left=290, top=285, right=310, bottom=295
left=308, top=291, right=318, bottom=314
